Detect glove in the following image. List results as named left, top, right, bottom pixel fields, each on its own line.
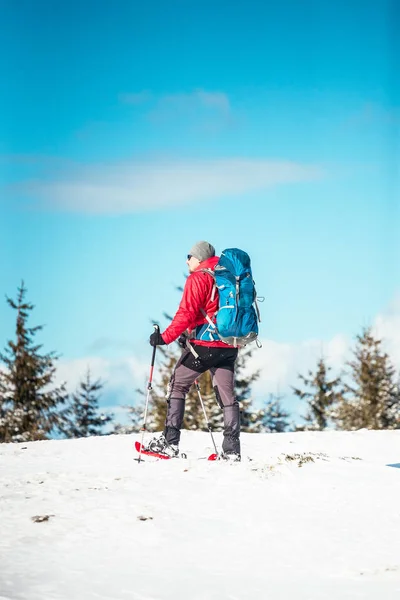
left=178, top=333, right=188, bottom=349
left=149, top=330, right=166, bottom=347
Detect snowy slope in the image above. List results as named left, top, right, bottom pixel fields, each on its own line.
left=1, top=430, right=400, bottom=600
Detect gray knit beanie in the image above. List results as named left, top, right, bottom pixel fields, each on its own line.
left=188, top=241, right=215, bottom=262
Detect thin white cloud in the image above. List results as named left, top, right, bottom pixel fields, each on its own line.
left=22, top=157, right=323, bottom=214
left=55, top=356, right=149, bottom=396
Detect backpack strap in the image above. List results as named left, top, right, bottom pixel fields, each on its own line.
left=253, top=281, right=262, bottom=323
left=200, top=307, right=217, bottom=330
left=254, top=298, right=261, bottom=322
left=185, top=337, right=200, bottom=359
left=193, top=268, right=219, bottom=340
left=198, top=268, right=217, bottom=302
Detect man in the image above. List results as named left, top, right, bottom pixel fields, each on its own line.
left=149, top=241, right=241, bottom=460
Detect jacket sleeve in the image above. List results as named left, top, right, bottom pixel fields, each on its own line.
left=161, top=273, right=209, bottom=344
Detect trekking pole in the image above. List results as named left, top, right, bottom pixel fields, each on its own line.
left=194, top=379, right=219, bottom=457
left=138, top=324, right=159, bottom=464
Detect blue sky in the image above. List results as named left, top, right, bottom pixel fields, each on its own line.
left=1, top=0, right=399, bottom=421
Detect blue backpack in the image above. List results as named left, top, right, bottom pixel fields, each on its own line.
left=195, top=248, right=261, bottom=347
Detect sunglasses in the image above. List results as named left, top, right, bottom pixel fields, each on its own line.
left=187, top=254, right=192, bottom=260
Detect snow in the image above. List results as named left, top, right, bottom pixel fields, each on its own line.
left=1, top=430, right=400, bottom=600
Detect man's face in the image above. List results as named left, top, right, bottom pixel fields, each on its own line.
left=186, top=254, right=200, bottom=273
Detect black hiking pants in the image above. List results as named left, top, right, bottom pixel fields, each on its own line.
left=164, top=344, right=240, bottom=455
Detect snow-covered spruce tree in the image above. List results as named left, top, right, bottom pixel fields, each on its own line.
left=260, top=392, right=290, bottom=433
left=292, top=357, right=344, bottom=431
left=234, top=346, right=262, bottom=431
left=113, top=400, right=144, bottom=435
left=0, top=282, right=68, bottom=443
left=390, top=378, right=400, bottom=428
left=333, top=328, right=400, bottom=430
left=60, top=369, right=114, bottom=438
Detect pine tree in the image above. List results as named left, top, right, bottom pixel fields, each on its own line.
left=292, top=357, right=344, bottom=431
left=260, top=392, right=290, bottom=433
left=0, top=282, right=68, bottom=443
left=333, top=328, right=400, bottom=430
left=389, top=378, right=400, bottom=428
left=113, top=384, right=149, bottom=435
left=237, top=397, right=265, bottom=432
left=60, top=369, right=113, bottom=438
left=235, top=347, right=263, bottom=432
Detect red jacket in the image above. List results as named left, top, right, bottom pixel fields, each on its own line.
left=162, top=256, right=232, bottom=348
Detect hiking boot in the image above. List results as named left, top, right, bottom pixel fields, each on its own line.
left=221, top=452, right=241, bottom=462
left=148, top=435, right=179, bottom=457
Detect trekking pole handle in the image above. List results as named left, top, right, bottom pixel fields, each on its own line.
left=148, top=324, right=159, bottom=390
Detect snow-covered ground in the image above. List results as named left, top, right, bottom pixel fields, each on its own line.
left=1, top=430, right=400, bottom=600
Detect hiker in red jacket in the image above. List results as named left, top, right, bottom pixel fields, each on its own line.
left=149, top=241, right=241, bottom=460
